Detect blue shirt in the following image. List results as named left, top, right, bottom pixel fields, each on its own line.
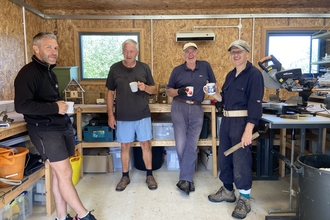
left=167, top=60, right=216, bottom=102
left=221, top=61, right=264, bottom=125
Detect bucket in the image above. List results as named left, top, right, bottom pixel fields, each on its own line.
left=297, top=154, right=330, bottom=220
left=0, top=147, right=29, bottom=188
left=70, top=153, right=82, bottom=185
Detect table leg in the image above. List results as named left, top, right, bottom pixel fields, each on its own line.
left=268, top=129, right=296, bottom=214
left=279, top=128, right=286, bottom=178
left=299, top=128, right=306, bottom=156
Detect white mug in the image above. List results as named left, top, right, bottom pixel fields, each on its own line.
left=129, top=82, right=138, bottom=92
left=186, top=86, right=194, bottom=97
left=65, top=101, right=74, bottom=114
left=204, top=83, right=216, bottom=95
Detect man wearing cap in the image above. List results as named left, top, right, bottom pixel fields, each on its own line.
left=208, top=39, right=264, bottom=219
left=166, top=42, right=216, bottom=195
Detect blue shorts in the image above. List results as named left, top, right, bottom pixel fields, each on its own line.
left=116, top=117, right=152, bottom=143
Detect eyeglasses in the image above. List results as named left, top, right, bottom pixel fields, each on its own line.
left=230, top=50, right=244, bottom=55
left=184, top=49, right=197, bottom=54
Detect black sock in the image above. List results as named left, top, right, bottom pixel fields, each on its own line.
left=224, top=183, right=234, bottom=191
left=146, top=169, right=152, bottom=176
left=123, top=172, right=129, bottom=178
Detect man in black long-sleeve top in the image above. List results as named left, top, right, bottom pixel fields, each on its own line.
left=207, top=40, right=264, bottom=219
left=14, top=32, right=96, bottom=220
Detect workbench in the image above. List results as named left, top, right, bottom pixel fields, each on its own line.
left=0, top=112, right=54, bottom=216
left=259, top=113, right=330, bottom=178
left=75, top=104, right=218, bottom=177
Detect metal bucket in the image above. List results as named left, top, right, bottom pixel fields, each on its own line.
left=297, top=154, right=330, bottom=220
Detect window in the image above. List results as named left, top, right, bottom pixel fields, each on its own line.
left=266, top=30, right=326, bottom=76
left=74, top=28, right=145, bottom=81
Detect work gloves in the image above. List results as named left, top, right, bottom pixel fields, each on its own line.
left=177, top=87, right=187, bottom=96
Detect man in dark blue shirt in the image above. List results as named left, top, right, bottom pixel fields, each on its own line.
left=208, top=40, right=264, bottom=219
left=166, top=42, right=216, bottom=195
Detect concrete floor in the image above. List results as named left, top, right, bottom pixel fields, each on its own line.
left=28, top=163, right=298, bottom=220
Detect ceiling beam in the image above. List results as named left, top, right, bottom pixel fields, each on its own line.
left=10, top=0, right=330, bottom=20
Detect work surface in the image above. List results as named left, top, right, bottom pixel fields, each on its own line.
left=261, top=114, right=330, bottom=129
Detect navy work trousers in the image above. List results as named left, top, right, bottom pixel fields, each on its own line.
left=218, top=116, right=253, bottom=190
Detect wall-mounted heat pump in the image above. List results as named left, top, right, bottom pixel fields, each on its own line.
left=176, top=30, right=215, bottom=42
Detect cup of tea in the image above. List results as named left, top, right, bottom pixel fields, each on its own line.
left=186, top=86, right=194, bottom=97
left=203, top=83, right=216, bottom=95
left=65, top=101, right=74, bottom=114
left=129, top=82, right=138, bottom=92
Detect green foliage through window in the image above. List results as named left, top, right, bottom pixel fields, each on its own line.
left=79, top=33, right=139, bottom=79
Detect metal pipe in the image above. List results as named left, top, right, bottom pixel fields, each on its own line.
left=22, top=6, right=28, bottom=65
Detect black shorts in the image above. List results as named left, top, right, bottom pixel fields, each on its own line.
left=27, top=123, right=75, bottom=162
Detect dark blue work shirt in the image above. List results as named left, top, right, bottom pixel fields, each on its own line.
left=221, top=61, right=264, bottom=125
left=167, top=60, right=216, bottom=102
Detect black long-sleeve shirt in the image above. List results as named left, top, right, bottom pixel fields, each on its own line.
left=221, top=61, right=264, bottom=125
left=14, top=56, right=70, bottom=127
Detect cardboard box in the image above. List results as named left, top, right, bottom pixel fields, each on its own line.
left=83, top=155, right=109, bottom=173
left=83, top=148, right=110, bottom=173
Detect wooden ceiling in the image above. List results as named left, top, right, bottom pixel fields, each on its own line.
left=22, top=0, right=330, bottom=12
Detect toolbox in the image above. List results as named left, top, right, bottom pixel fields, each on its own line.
left=83, top=125, right=115, bottom=142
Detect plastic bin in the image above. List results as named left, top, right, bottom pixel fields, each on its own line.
left=109, top=147, right=134, bottom=172
left=152, top=123, right=174, bottom=140
left=133, top=146, right=164, bottom=171
left=199, top=116, right=210, bottom=139
left=165, top=147, right=180, bottom=170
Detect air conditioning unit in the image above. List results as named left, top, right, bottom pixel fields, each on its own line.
left=176, top=30, right=215, bottom=42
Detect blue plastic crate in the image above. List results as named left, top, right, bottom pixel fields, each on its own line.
left=83, top=125, right=114, bottom=142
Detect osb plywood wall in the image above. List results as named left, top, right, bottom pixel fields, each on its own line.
left=1, top=1, right=329, bottom=102
left=0, top=0, right=43, bottom=100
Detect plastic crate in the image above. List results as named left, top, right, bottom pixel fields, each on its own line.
left=83, top=125, right=114, bottom=142
left=109, top=147, right=133, bottom=172
left=33, top=178, right=46, bottom=206
left=165, top=147, right=180, bottom=170
left=152, top=123, right=174, bottom=140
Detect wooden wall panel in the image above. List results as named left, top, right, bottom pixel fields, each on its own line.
left=1, top=1, right=330, bottom=101
left=0, top=0, right=24, bottom=100
left=0, top=0, right=44, bottom=100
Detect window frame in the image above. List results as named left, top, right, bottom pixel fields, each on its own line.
left=74, top=28, right=145, bottom=85
left=261, top=27, right=326, bottom=76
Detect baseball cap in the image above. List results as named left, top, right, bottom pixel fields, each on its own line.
left=183, top=42, right=198, bottom=51
left=228, top=40, right=250, bottom=52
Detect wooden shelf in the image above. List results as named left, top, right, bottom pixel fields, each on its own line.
left=0, top=112, right=54, bottom=216
left=0, top=167, right=45, bottom=209
left=75, top=103, right=218, bottom=177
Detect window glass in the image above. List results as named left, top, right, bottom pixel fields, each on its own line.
left=266, top=30, right=326, bottom=76
left=79, top=33, right=139, bottom=79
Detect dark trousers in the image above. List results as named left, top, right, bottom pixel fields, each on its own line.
left=218, top=117, right=253, bottom=190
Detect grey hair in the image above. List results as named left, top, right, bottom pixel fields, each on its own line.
left=33, top=32, right=57, bottom=46
left=122, top=39, right=139, bottom=51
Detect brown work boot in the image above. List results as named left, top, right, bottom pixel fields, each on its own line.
left=208, top=186, right=236, bottom=203
left=116, top=176, right=130, bottom=191
left=146, top=175, right=158, bottom=190
left=232, top=195, right=251, bottom=219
